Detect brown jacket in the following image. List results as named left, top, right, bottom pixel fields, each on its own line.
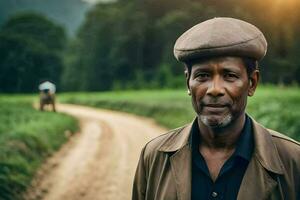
left=132, top=118, right=300, bottom=200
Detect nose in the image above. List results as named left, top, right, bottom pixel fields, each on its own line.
left=206, top=76, right=225, bottom=97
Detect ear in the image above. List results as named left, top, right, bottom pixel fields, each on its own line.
left=185, top=69, right=191, bottom=96
left=248, top=70, right=259, bottom=96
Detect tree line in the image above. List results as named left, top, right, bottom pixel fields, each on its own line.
left=1, top=0, right=300, bottom=92
left=0, top=12, right=66, bottom=93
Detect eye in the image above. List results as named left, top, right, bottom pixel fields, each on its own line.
left=224, top=73, right=238, bottom=81
left=195, top=73, right=210, bottom=81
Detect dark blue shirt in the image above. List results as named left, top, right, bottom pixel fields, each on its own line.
left=191, top=115, right=254, bottom=200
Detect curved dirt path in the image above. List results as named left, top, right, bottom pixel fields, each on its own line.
left=25, top=104, right=167, bottom=200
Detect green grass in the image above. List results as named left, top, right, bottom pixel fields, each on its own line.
left=247, top=86, right=300, bottom=140
left=60, top=89, right=194, bottom=129
left=1, top=86, right=298, bottom=199
left=60, top=86, right=300, bottom=142
left=0, top=96, right=78, bottom=200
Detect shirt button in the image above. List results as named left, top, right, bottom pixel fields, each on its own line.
left=212, top=191, right=218, bottom=198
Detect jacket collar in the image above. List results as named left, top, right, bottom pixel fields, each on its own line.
left=158, top=121, right=193, bottom=152
left=251, top=118, right=284, bottom=174
left=158, top=116, right=284, bottom=175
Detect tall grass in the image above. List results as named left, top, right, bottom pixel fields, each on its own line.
left=247, top=86, right=300, bottom=140
left=61, top=86, right=300, bottom=141
left=0, top=96, right=78, bottom=200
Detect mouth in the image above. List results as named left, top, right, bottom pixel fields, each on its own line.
left=202, top=103, right=229, bottom=113
left=204, top=104, right=227, bottom=108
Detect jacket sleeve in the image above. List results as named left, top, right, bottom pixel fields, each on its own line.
left=132, top=146, right=148, bottom=200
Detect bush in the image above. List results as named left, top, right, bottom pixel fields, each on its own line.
left=0, top=97, right=78, bottom=200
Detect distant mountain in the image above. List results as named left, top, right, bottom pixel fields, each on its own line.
left=0, top=0, right=92, bottom=35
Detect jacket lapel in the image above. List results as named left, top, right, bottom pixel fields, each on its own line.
left=237, top=156, right=278, bottom=200
left=170, top=145, right=192, bottom=200
left=159, top=122, right=194, bottom=200
left=238, top=118, right=284, bottom=200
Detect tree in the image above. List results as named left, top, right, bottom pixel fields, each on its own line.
left=0, top=12, right=66, bottom=93
left=63, top=0, right=300, bottom=91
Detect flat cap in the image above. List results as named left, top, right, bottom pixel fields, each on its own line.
left=174, top=17, right=267, bottom=62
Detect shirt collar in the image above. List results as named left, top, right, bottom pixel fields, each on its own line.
left=190, top=114, right=254, bottom=162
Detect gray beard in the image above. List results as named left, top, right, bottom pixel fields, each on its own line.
left=200, top=113, right=233, bottom=128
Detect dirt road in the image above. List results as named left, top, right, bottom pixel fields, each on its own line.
left=25, top=104, right=167, bottom=200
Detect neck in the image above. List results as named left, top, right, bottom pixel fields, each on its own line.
left=198, top=114, right=245, bottom=150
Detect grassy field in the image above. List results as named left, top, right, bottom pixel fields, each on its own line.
left=60, top=86, right=300, bottom=141
left=0, top=86, right=299, bottom=199
left=0, top=96, right=78, bottom=200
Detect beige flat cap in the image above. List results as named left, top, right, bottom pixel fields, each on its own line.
left=174, top=17, right=267, bottom=62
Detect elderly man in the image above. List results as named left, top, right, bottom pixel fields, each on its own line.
left=132, top=18, right=300, bottom=200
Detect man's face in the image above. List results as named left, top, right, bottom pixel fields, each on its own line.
left=186, top=56, right=258, bottom=128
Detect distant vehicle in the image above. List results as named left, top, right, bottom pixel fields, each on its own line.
left=38, top=81, right=56, bottom=112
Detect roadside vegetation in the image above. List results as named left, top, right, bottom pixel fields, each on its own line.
left=0, top=96, right=78, bottom=200
left=61, top=86, right=300, bottom=141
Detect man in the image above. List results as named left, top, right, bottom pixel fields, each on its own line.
left=39, top=81, right=56, bottom=112
left=132, top=17, right=300, bottom=200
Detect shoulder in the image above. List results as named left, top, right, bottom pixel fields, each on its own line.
left=142, top=125, right=187, bottom=156
left=139, top=122, right=192, bottom=167
left=268, top=129, right=300, bottom=152
left=268, top=129, right=300, bottom=169
left=251, top=117, right=300, bottom=155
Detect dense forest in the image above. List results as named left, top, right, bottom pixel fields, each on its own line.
left=0, top=13, right=66, bottom=92
left=1, top=0, right=300, bottom=92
